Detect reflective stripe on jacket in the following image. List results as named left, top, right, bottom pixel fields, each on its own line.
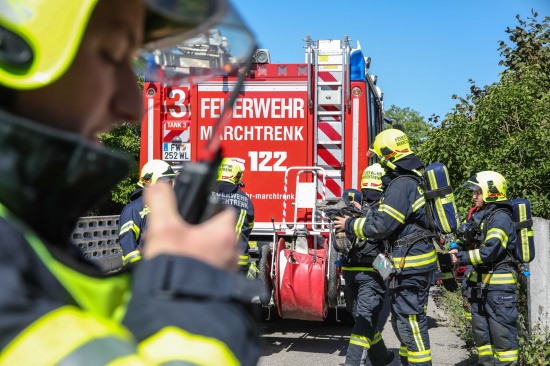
left=0, top=204, right=256, bottom=365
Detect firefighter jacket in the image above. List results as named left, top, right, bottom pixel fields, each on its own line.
left=118, top=188, right=148, bottom=265
left=213, top=181, right=255, bottom=266
left=457, top=203, right=518, bottom=292
left=343, top=199, right=384, bottom=268
left=345, top=170, right=438, bottom=275
left=0, top=109, right=261, bottom=365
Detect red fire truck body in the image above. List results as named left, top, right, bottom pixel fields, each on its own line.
left=140, top=36, right=384, bottom=321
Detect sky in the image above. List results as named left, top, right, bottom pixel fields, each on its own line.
left=231, top=0, right=550, bottom=121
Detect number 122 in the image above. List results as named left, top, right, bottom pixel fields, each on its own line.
left=248, top=151, right=287, bottom=171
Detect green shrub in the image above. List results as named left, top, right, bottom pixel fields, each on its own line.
left=517, top=278, right=550, bottom=365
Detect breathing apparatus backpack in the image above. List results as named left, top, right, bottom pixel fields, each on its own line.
left=384, top=160, right=459, bottom=239
left=481, top=198, right=535, bottom=273
left=423, top=162, right=460, bottom=235
left=422, top=162, right=460, bottom=291
left=387, top=161, right=459, bottom=290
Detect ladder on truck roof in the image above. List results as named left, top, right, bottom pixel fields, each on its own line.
left=304, top=35, right=352, bottom=200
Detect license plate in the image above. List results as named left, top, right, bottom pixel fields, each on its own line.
left=163, top=143, right=191, bottom=161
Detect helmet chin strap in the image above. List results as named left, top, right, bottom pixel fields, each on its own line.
left=379, top=155, right=423, bottom=177
left=378, top=156, right=397, bottom=171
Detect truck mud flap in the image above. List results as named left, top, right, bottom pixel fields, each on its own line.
left=276, top=248, right=327, bottom=321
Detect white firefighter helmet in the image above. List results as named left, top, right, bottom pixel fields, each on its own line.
left=138, top=160, right=176, bottom=188
left=361, top=163, right=385, bottom=191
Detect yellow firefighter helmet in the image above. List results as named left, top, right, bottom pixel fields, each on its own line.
left=463, top=171, right=507, bottom=203
left=0, top=0, right=255, bottom=90
left=369, top=129, right=414, bottom=164
left=361, top=163, right=385, bottom=191
left=217, top=158, right=245, bottom=185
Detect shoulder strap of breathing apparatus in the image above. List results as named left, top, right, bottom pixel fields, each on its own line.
left=480, top=207, right=521, bottom=271
left=388, top=174, right=440, bottom=248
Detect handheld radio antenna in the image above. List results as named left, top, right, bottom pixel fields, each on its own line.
left=174, top=54, right=254, bottom=224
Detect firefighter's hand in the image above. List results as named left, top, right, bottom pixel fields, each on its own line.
left=142, top=183, right=239, bottom=271
left=350, top=201, right=361, bottom=210
left=333, top=215, right=349, bottom=232
left=449, top=249, right=459, bottom=265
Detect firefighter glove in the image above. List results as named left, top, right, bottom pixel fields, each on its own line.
left=333, top=231, right=353, bottom=254
left=438, top=253, right=459, bottom=292
left=247, top=261, right=259, bottom=279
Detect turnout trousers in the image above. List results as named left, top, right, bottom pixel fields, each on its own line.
left=470, top=289, right=518, bottom=366
left=343, top=269, right=393, bottom=366
left=390, top=271, right=433, bottom=366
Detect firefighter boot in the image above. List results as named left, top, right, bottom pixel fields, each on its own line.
left=366, top=340, right=395, bottom=366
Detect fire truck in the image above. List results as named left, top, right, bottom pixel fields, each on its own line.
left=140, top=35, right=385, bottom=321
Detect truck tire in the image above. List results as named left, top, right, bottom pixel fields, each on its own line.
left=327, top=246, right=339, bottom=308
left=258, top=244, right=273, bottom=306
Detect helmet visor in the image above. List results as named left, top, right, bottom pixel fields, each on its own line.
left=463, top=174, right=481, bottom=191
left=157, top=175, right=176, bottom=188
left=158, top=175, right=176, bottom=182
left=366, top=148, right=379, bottom=158
left=135, top=0, right=256, bottom=85
left=463, top=181, right=480, bottom=191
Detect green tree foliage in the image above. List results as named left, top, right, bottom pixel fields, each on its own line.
left=417, top=12, right=550, bottom=220
left=499, top=11, right=550, bottom=76
left=88, top=75, right=144, bottom=215
left=86, top=122, right=141, bottom=216
left=384, top=105, right=433, bottom=150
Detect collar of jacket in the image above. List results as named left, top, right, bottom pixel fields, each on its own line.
left=473, top=202, right=512, bottom=224
left=130, top=186, right=144, bottom=201
left=383, top=169, right=418, bottom=185
left=393, top=154, right=424, bottom=171
left=0, top=109, right=129, bottom=247
left=362, top=189, right=382, bottom=203
left=214, top=181, right=239, bottom=193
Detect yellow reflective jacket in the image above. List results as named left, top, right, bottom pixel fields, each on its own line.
left=0, top=110, right=260, bottom=365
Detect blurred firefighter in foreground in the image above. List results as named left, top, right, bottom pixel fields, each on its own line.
left=335, top=129, right=437, bottom=366
left=213, top=158, right=256, bottom=277
left=449, top=172, right=519, bottom=366
left=340, top=163, right=395, bottom=366
left=118, top=160, right=176, bottom=266
left=0, top=0, right=261, bottom=364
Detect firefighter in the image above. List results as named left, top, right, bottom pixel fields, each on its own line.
left=449, top=171, right=519, bottom=366
left=341, top=163, right=395, bottom=366
left=0, top=1, right=261, bottom=365
left=118, top=160, right=176, bottom=266
left=334, top=129, right=437, bottom=366
left=213, top=158, right=256, bottom=276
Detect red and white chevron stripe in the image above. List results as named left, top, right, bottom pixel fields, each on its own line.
left=316, top=71, right=343, bottom=199
left=163, top=127, right=189, bottom=144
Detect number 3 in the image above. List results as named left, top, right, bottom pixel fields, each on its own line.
left=167, top=89, right=187, bottom=118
